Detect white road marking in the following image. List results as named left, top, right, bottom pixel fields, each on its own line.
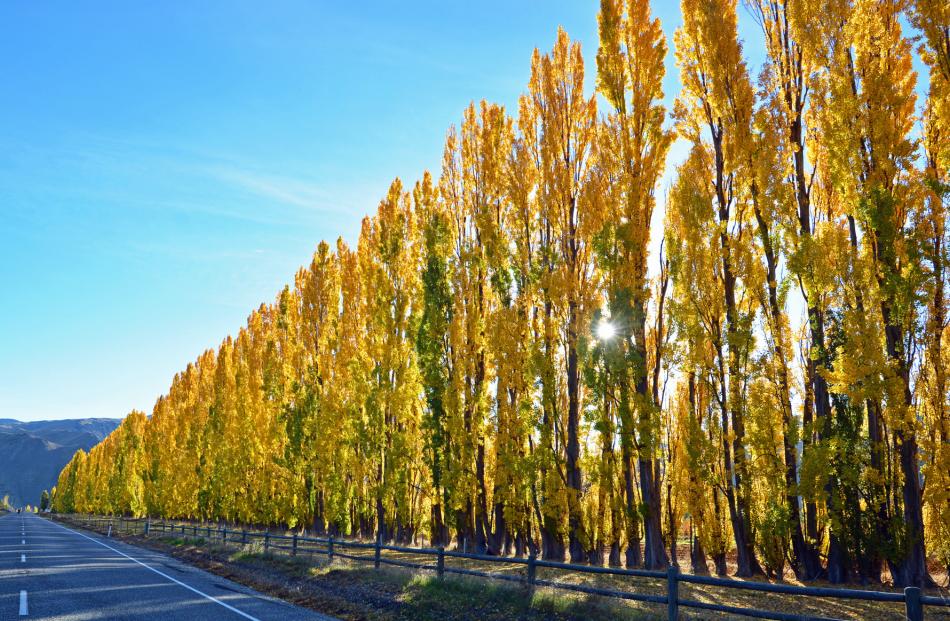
left=45, top=519, right=261, bottom=621
left=21, top=539, right=25, bottom=545
left=19, top=590, right=28, bottom=616
left=21, top=554, right=26, bottom=563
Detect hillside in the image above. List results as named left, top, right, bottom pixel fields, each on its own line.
left=0, top=418, right=120, bottom=507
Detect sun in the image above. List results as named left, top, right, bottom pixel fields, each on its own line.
left=596, top=321, right=615, bottom=341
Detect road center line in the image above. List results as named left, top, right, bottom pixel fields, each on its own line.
left=44, top=518, right=261, bottom=621
left=19, top=590, right=28, bottom=616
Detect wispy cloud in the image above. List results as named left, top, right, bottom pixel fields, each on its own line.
left=206, top=165, right=360, bottom=216
left=1, top=131, right=365, bottom=227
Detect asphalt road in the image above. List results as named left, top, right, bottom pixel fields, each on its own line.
left=0, top=511, right=336, bottom=620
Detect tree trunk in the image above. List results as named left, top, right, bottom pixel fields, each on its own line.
left=788, top=102, right=836, bottom=582
left=902, top=359, right=934, bottom=575
left=865, top=398, right=887, bottom=583
left=633, top=300, right=668, bottom=570
left=376, top=491, right=387, bottom=544
left=566, top=303, right=585, bottom=564
left=686, top=374, right=709, bottom=576
left=868, top=210, right=928, bottom=587
left=456, top=503, right=474, bottom=551
left=609, top=542, right=622, bottom=567
left=690, top=525, right=709, bottom=576
left=802, top=359, right=821, bottom=543
left=710, top=123, right=761, bottom=578
left=619, top=381, right=643, bottom=568
left=826, top=530, right=850, bottom=584
left=667, top=479, right=677, bottom=567
left=638, top=457, right=667, bottom=569
left=431, top=502, right=447, bottom=547
left=624, top=456, right=643, bottom=568
left=537, top=299, right=565, bottom=562
left=473, top=442, right=489, bottom=554
left=489, top=498, right=506, bottom=555
left=312, top=488, right=326, bottom=536
left=597, top=394, right=619, bottom=567
left=713, top=552, right=728, bottom=576
left=712, top=482, right=727, bottom=576
left=752, top=192, right=821, bottom=581
left=540, top=515, right=565, bottom=561
left=718, top=380, right=761, bottom=578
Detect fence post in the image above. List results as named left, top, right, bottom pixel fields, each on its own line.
left=374, top=532, right=381, bottom=569
left=107, top=522, right=112, bottom=538
left=222, top=528, right=228, bottom=544
left=526, top=552, right=537, bottom=596
left=667, top=564, right=680, bottom=621
left=904, top=587, right=922, bottom=621
left=193, top=525, right=198, bottom=537
left=437, top=546, right=444, bottom=581
left=242, top=529, right=248, bottom=545
left=292, top=533, right=298, bottom=557
left=264, top=531, right=270, bottom=553
left=144, top=519, right=150, bottom=537
left=328, top=535, right=335, bottom=564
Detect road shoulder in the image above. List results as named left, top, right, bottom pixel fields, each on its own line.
left=40, top=515, right=338, bottom=621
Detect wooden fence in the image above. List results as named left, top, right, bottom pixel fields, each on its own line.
left=49, top=513, right=950, bottom=621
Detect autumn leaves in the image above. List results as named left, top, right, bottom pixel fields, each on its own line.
left=53, top=0, right=948, bottom=589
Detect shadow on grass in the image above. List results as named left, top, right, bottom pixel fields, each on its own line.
left=218, top=549, right=659, bottom=621
left=367, top=568, right=656, bottom=621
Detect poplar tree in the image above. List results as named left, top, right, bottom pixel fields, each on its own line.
left=595, top=0, right=673, bottom=569
left=673, top=0, right=764, bottom=577
left=416, top=170, right=453, bottom=546
left=912, top=0, right=950, bottom=582
left=532, top=29, right=599, bottom=563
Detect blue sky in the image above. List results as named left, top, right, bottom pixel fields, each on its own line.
left=1, top=1, right=780, bottom=421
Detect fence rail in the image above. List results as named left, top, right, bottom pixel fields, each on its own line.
left=48, top=513, right=949, bottom=621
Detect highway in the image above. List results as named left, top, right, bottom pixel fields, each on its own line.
left=0, top=511, right=335, bottom=620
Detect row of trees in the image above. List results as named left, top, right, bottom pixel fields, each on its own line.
left=53, top=0, right=948, bottom=588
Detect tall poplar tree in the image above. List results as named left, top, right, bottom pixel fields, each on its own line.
left=674, top=0, right=764, bottom=577
left=595, top=0, right=673, bottom=569
left=531, top=29, right=599, bottom=563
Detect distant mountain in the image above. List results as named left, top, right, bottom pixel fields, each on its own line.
left=0, top=418, right=120, bottom=507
